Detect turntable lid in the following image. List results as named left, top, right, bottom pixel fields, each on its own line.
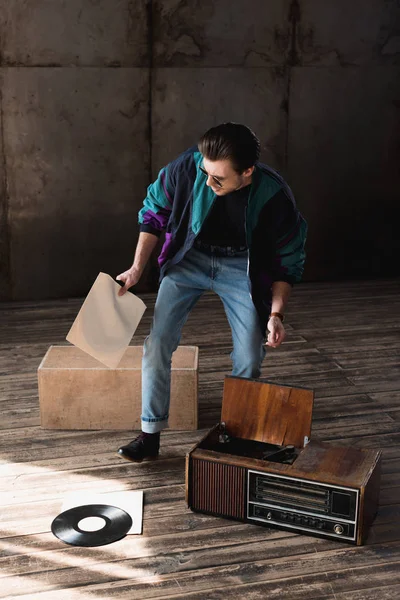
left=221, top=376, right=314, bottom=448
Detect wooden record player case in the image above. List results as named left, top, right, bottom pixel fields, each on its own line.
left=186, top=376, right=381, bottom=545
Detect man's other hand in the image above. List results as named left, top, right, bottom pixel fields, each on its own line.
left=116, top=267, right=141, bottom=296
left=266, top=316, right=286, bottom=348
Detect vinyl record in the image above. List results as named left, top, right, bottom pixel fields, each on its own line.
left=51, top=504, right=132, bottom=547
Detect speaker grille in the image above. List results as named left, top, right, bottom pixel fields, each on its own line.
left=190, top=458, right=246, bottom=519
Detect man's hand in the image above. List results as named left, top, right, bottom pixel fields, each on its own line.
left=116, top=267, right=141, bottom=296
left=266, top=316, right=286, bottom=348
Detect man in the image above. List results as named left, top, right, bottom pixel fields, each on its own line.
left=116, top=122, right=307, bottom=462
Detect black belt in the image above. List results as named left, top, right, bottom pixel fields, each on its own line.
left=193, top=239, right=248, bottom=257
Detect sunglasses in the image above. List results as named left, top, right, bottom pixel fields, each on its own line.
left=199, top=165, right=223, bottom=188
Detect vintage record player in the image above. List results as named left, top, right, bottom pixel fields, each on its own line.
left=186, top=376, right=381, bottom=545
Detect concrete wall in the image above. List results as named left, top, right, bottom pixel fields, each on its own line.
left=0, top=1, right=151, bottom=300
left=0, top=0, right=399, bottom=300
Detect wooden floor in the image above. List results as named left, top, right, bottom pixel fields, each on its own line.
left=1, top=278, right=400, bottom=599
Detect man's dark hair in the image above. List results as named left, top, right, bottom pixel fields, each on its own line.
left=198, top=122, right=261, bottom=173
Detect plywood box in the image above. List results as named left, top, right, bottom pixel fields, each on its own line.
left=38, top=345, right=198, bottom=430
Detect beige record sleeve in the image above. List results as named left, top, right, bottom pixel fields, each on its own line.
left=61, top=490, right=144, bottom=535
left=66, top=272, right=146, bottom=368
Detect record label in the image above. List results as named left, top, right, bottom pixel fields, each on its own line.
left=51, top=504, right=132, bottom=547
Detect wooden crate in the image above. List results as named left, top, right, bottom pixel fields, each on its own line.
left=38, top=345, right=198, bottom=430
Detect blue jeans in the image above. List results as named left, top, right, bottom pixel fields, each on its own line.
left=141, top=246, right=266, bottom=433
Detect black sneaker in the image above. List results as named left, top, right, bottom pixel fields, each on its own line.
left=117, top=432, right=160, bottom=463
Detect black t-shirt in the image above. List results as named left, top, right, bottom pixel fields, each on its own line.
left=196, top=184, right=251, bottom=247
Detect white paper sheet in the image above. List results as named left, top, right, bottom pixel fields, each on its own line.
left=66, top=272, right=146, bottom=368
left=61, top=490, right=144, bottom=535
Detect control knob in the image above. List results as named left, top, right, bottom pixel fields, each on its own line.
left=334, top=524, right=344, bottom=535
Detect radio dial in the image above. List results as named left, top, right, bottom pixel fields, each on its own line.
left=334, top=524, right=344, bottom=535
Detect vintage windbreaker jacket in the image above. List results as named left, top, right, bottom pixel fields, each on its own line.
left=138, top=147, right=307, bottom=332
